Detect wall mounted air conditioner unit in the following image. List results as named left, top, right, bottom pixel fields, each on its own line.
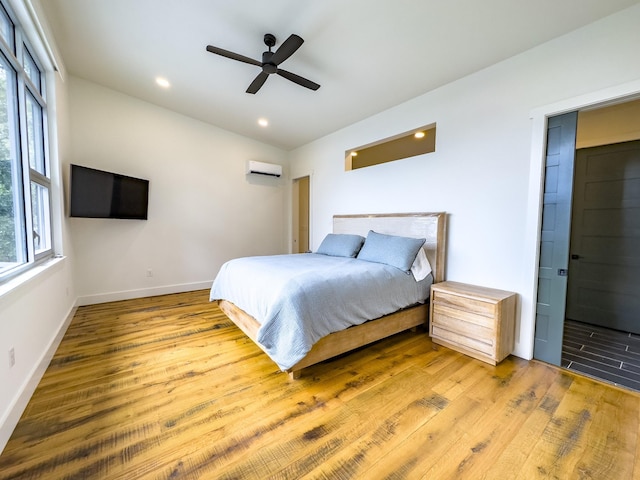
left=246, top=160, right=282, bottom=177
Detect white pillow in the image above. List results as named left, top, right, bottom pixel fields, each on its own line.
left=410, top=248, right=432, bottom=281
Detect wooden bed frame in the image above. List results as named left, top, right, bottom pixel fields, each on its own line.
left=217, top=212, right=447, bottom=379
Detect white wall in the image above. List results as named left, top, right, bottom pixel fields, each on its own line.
left=66, top=77, right=288, bottom=304
left=289, top=4, right=640, bottom=360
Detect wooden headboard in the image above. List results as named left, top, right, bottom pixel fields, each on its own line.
left=333, top=212, right=447, bottom=283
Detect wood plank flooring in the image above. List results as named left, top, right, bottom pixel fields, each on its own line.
left=2, top=290, right=640, bottom=479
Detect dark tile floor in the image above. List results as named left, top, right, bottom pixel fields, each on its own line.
left=562, top=319, right=640, bottom=392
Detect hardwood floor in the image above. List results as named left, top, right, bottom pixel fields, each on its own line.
left=2, top=290, right=640, bottom=479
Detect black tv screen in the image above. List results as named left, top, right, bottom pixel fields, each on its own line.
left=70, top=164, right=149, bottom=219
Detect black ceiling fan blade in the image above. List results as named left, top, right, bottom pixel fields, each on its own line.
left=269, top=34, right=304, bottom=66
left=246, top=71, right=270, bottom=94
left=277, top=69, right=320, bottom=91
left=206, top=45, right=261, bottom=67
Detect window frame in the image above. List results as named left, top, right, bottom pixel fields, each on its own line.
left=0, top=0, right=53, bottom=284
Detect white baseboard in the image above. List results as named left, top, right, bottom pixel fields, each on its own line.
left=76, top=281, right=212, bottom=306
left=0, top=303, right=77, bottom=453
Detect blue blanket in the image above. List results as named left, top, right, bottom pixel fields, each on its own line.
left=210, top=253, right=432, bottom=370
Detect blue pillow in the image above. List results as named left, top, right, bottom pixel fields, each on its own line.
left=357, top=230, right=426, bottom=273
left=316, top=233, right=365, bottom=258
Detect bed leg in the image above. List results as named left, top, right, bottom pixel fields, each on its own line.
left=288, top=370, right=302, bottom=380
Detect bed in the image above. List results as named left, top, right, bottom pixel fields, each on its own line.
left=210, top=212, right=447, bottom=378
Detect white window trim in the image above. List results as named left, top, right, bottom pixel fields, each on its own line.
left=0, top=0, right=61, bottom=286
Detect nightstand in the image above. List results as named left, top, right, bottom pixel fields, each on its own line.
left=429, top=281, right=517, bottom=365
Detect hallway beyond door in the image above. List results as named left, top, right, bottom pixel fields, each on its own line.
left=563, top=319, right=640, bottom=392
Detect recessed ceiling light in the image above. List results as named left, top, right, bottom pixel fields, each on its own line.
left=258, top=118, right=269, bottom=127
left=351, top=151, right=358, bottom=156
left=155, top=77, right=171, bottom=88
left=414, top=131, right=425, bottom=139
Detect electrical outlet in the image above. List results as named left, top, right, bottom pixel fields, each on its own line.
left=146, top=268, right=153, bottom=277
left=9, top=347, right=15, bottom=368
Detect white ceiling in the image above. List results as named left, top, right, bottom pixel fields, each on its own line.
left=39, top=0, right=640, bottom=151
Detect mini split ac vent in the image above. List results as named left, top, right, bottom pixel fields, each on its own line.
left=246, top=160, right=282, bottom=177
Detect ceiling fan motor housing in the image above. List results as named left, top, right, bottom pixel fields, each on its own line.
left=262, top=51, right=277, bottom=73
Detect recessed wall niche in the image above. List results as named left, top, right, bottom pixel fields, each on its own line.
left=345, top=123, right=436, bottom=171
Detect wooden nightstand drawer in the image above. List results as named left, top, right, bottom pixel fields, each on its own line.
left=431, top=325, right=494, bottom=356
left=432, top=304, right=495, bottom=331
left=432, top=290, right=495, bottom=317
left=429, top=281, right=517, bottom=365
left=431, top=305, right=495, bottom=342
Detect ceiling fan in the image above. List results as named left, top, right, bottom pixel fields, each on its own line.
left=206, top=33, right=321, bottom=94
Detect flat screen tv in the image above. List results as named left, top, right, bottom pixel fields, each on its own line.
left=70, top=164, right=149, bottom=219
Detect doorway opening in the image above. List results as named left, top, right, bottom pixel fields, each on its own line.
left=291, top=176, right=310, bottom=253
left=535, top=98, right=640, bottom=391
left=562, top=138, right=640, bottom=391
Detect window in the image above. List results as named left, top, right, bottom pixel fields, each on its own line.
left=0, top=1, right=52, bottom=281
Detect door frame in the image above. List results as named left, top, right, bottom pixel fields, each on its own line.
left=291, top=173, right=312, bottom=254
left=523, top=79, right=640, bottom=360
